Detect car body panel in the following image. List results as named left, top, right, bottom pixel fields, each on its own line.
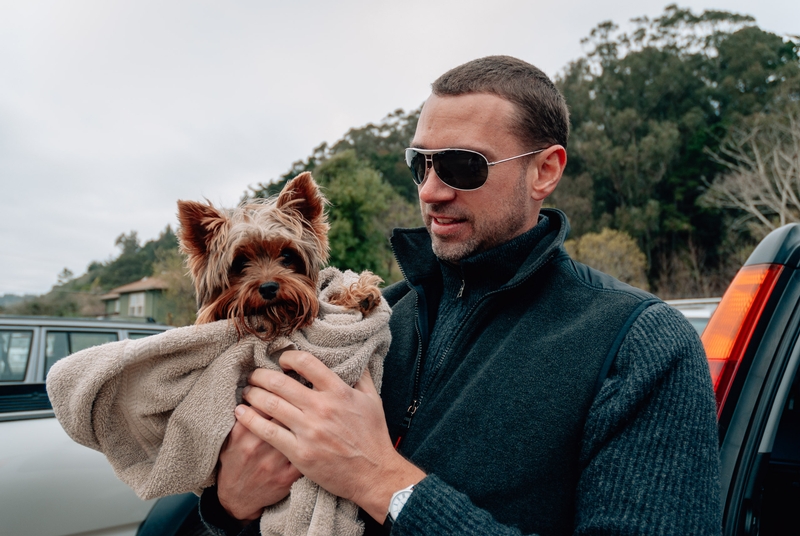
left=0, top=317, right=170, bottom=536
left=0, top=418, right=155, bottom=536
left=696, top=224, right=800, bottom=535
left=668, top=297, right=720, bottom=335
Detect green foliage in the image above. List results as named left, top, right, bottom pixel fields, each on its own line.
left=248, top=108, right=420, bottom=203
left=5, top=287, right=104, bottom=318
left=152, top=248, right=197, bottom=326
left=557, top=4, right=799, bottom=290
left=328, top=109, right=420, bottom=202
left=56, top=268, right=75, bottom=286
left=565, top=229, right=649, bottom=290
left=79, top=227, right=180, bottom=291
left=7, top=227, right=182, bottom=318
left=314, top=151, right=419, bottom=282
left=246, top=109, right=422, bottom=284
left=715, top=27, right=800, bottom=117
left=546, top=172, right=597, bottom=237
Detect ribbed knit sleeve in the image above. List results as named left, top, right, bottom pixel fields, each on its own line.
left=575, top=303, right=721, bottom=535
left=391, top=303, right=721, bottom=535
left=391, top=474, right=525, bottom=536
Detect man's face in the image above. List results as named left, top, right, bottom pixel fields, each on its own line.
left=411, top=93, right=541, bottom=263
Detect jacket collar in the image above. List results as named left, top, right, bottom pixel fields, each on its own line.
left=391, top=208, right=571, bottom=292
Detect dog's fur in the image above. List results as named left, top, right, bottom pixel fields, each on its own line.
left=177, top=172, right=382, bottom=339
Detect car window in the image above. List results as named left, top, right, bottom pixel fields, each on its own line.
left=755, top=356, right=800, bottom=533
left=128, top=331, right=162, bottom=340
left=0, top=331, right=33, bottom=382
left=44, top=331, right=118, bottom=377
left=686, top=317, right=710, bottom=335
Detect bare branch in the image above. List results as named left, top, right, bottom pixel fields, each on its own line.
left=701, top=112, right=800, bottom=236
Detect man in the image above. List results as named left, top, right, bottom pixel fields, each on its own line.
left=201, top=56, right=721, bottom=535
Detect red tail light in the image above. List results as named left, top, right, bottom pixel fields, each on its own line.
left=701, top=264, right=784, bottom=414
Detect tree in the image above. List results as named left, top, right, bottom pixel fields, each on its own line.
left=152, top=248, right=197, bottom=326
left=547, top=172, right=597, bottom=237
left=81, top=226, right=180, bottom=290
left=57, top=268, right=75, bottom=286
left=248, top=108, right=420, bottom=203
left=564, top=229, right=649, bottom=290
left=557, top=5, right=799, bottom=289
left=314, top=151, right=419, bottom=282
left=701, top=111, right=800, bottom=239
left=572, top=110, right=680, bottom=263
left=328, top=108, right=420, bottom=202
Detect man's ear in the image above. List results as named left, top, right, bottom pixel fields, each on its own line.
left=530, top=145, right=567, bottom=201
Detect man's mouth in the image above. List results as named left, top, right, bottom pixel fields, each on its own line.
left=428, top=214, right=469, bottom=236
left=432, top=216, right=461, bottom=225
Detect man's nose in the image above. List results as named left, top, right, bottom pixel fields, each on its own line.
left=418, top=167, right=457, bottom=204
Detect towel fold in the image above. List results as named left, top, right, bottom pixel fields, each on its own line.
left=47, top=267, right=391, bottom=536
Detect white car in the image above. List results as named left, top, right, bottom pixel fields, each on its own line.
left=666, top=297, right=721, bottom=335
left=0, top=316, right=171, bottom=536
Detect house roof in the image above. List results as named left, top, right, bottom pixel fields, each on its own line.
left=100, top=277, right=170, bottom=301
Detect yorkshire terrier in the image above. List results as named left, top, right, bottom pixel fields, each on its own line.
left=176, top=172, right=383, bottom=339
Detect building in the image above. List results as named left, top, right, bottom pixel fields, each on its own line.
left=100, top=277, right=170, bottom=323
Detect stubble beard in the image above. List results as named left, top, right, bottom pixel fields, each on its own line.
left=424, top=170, right=531, bottom=263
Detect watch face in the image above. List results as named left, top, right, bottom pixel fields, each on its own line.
left=389, top=488, right=414, bottom=521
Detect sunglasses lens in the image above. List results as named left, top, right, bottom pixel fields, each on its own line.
left=405, top=149, right=428, bottom=185
left=433, top=150, right=488, bottom=190
left=405, top=149, right=489, bottom=190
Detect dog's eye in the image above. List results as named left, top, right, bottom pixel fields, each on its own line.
left=231, top=255, right=248, bottom=274
left=279, top=249, right=297, bottom=268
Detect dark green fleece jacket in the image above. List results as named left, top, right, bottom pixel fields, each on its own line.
left=365, top=209, right=721, bottom=535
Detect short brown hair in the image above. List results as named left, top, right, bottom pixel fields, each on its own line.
left=431, top=55, right=569, bottom=149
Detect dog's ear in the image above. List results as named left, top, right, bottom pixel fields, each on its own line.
left=176, top=200, right=228, bottom=259
left=276, top=172, right=330, bottom=271
left=276, top=172, right=327, bottom=227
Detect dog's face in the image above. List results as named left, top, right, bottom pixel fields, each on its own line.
left=177, top=172, right=330, bottom=338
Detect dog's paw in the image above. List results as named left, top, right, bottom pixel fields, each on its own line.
left=329, top=271, right=383, bottom=315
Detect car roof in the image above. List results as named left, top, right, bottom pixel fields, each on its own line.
left=0, top=314, right=172, bottom=330
left=666, top=297, right=721, bottom=318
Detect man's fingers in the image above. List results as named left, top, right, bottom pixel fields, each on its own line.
left=242, top=382, right=304, bottom=428
left=278, top=350, right=349, bottom=394
left=248, top=366, right=312, bottom=410
left=354, top=367, right=379, bottom=397
left=235, top=404, right=297, bottom=453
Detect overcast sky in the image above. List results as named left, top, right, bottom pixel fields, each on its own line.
left=1, top=0, right=797, bottom=296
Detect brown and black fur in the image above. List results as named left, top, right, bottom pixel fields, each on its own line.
left=177, top=172, right=381, bottom=340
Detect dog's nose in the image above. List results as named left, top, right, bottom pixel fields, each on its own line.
left=259, top=281, right=280, bottom=300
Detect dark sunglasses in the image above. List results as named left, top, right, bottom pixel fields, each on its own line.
left=404, top=147, right=545, bottom=191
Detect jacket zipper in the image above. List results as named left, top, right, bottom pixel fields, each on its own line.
left=396, top=246, right=560, bottom=447
left=390, top=241, right=426, bottom=449
left=394, top=289, right=424, bottom=449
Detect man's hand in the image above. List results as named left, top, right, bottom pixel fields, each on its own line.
left=216, top=415, right=302, bottom=521
left=234, top=350, right=426, bottom=523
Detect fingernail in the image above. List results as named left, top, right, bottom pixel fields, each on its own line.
left=235, top=405, right=246, bottom=417
left=242, top=386, right=251, bottom=395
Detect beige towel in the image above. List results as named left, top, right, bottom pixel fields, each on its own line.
left=47, top=267, right=391, bottom=536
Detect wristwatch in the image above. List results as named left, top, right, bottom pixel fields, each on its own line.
left=387, top=484, right=415, bottom=522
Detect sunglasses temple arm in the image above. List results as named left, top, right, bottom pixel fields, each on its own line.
left=487, top=149, right=544, bottom=166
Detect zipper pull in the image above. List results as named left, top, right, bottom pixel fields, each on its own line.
left=456, top=279, right=465, bottom=298
left=402, top=399, right=420, bottom=428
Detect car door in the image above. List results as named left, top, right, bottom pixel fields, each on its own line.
left=0, top=323, right=157, bottom=536
left=701, top=224, right=800, bottom=535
